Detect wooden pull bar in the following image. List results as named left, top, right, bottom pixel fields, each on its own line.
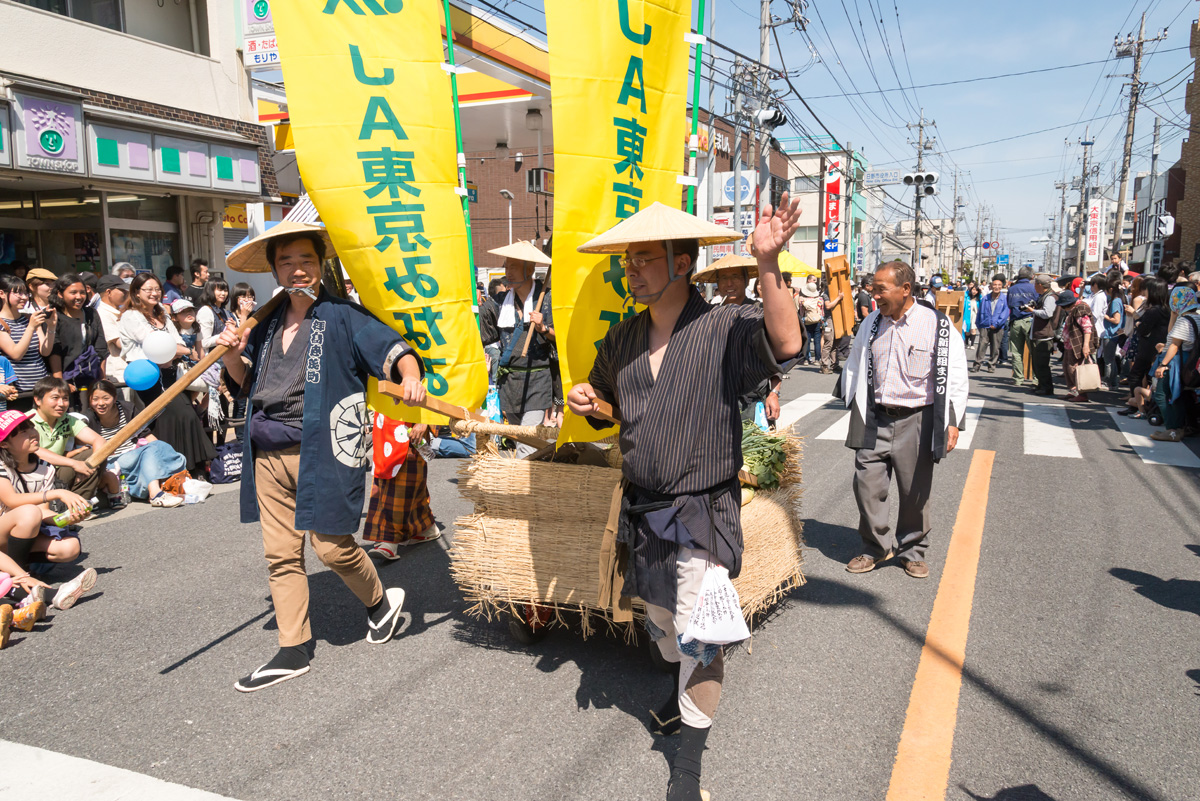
left=85, top=291, right=287, bottom=470
left=376, top=381, right=554, bottom=451
left=589, top=398, right=620, bottom=426
left=519, top=287, right=549, bottom=358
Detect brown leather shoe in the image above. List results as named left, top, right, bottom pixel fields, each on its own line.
left=902, top=559, right=930, bottom=579
left=847, top=553, right=888, bottom=573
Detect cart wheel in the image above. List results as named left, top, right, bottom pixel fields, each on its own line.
left=647, top=638, right=675, bottom=674
left=508, top=604, right=551, bottom=645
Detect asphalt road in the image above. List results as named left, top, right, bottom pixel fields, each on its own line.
left=2, top=358, right=1198, bottom=801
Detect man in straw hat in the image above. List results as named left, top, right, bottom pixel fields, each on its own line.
left=479, top=240, right=556, bottom=456
left=217, top=221, right=426, bottom=693
left=692, top=253, right=785, bottom=426
left=568, top=197, right=804, bottom=801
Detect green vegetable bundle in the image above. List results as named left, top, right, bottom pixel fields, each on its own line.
left=740, top=420, right=788, bottom=489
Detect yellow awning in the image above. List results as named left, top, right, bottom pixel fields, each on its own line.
left=779, top=250, right=820, bottom=277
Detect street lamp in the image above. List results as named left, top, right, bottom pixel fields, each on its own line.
left=499, top=189, right=514, bottom=243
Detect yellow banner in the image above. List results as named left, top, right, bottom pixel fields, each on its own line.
left=272, top=0, right=486, bottom=423
left=547, top=0, right=691, bottom=442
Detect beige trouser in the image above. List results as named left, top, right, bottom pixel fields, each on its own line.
left=256, top=447, right=383, bottom=647
left=645, top=547, right=725, bottom=729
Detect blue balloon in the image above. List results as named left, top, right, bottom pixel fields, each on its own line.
left=124, top=359, right=161, bottom=392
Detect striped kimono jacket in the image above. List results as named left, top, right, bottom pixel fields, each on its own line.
left=587, top=288, right=790, bottom=611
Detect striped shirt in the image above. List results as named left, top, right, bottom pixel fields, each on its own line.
left=871, top=300, right=938, bottom=408
left=99, top=406, right=136, bottom=459
left=2, top=314, right=49, bottom=391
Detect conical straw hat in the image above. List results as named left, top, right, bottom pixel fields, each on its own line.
left=692, top=253, right=758, bottom=284
left=227, top=221, right=334, bottom=273
left=576, top=202, right=743, bottom=254
left=488, top=240, right=552, bottom=265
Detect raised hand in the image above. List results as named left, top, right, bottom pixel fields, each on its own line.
left=751, top=191, right=802, bottom=261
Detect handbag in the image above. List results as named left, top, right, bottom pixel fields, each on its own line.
left=680, top=565, right=750, bottom=647
left=1076, top=360, right=1102, bottom=393
left=209, top=439, right=243, bottom=484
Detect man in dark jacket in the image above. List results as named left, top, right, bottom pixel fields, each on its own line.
left=972, top=273, right=1009, bottom=372
left=1005, top=266, right=1038, bottom=386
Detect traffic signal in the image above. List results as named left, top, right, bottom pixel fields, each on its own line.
left=1157, top=214, right=1175, bottom=238
left=754, top=107, right=788, bottom=130
left=903, top=171, right=939, bottom=196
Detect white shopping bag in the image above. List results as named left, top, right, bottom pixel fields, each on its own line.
left=681, top=566, right=750, bottom=646
left=182, top=478, right=213, bottom=504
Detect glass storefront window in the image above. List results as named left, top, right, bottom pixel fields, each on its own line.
left=36, top=189, right=103, bottom=220
left=0, top=229, right=38, bottom=268
left=15, top=0, right=121, bottom=33
left=107, top=194, right=177, bottom=223
left=0, top=189, right=36, bottom=220
left=41, top=230, right=103, bottom=274
left=111, top=230, right=177, bottom=277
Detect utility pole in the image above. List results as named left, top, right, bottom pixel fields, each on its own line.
left=951, top=170, right=959, bottom=279
left=1111, top=14, right=1168, bottom=258
left=907, top=110, right=933, bottom=273
left=1076, top=128, right=1093, bottom=271
left=1054, top=180, right=1068, bottom=273
left=974, top=205, right=983, bottom=281
left=1146, top=115, right=1162, bottom=270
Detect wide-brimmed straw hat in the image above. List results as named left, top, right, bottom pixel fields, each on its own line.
left=576, top=202, right=742, bottom=254
left=691, top=254, right=758, bottom=284
left=799, top=282, right=820, bottom=298
left=488, top=240, right=552, bottom=265
left=227, top=221, right=333, bottom=273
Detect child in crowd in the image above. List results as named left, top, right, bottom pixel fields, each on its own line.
left=0, top=409, right=99, bottom=643
left=29, top=377, right=123, bottom=507
left=171, top=299, right=201, bottom=361
left=0, top=355, right=17, bottom=413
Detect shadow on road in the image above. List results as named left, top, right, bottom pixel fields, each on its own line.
left=792, top=573, right=1168, bottom=801
left=958, top=783, right=1058, bottom=800
left=1109, top=568, right=1200, bottom=618
left=1187, top=668, right=1200, bottom=696
left=800, top=519, right=860, bottom=565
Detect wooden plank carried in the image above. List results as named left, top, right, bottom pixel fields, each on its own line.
left=936, top=290, right=966, bottom=334
left=376, top=381, right=555, bottom=451
left=85, top=291, right=288, bottom=470
left=824, top=255, right=855, bottom=340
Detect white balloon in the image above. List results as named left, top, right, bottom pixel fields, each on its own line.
left=143, top=330, right=178, bottom=365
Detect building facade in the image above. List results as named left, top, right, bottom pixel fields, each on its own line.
left=1131, top=165, right=1185, bottom=271
left=0, top=0, right=276, bottom=279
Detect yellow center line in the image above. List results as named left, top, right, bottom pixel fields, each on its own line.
left=886, top=449, right=995, bottom=801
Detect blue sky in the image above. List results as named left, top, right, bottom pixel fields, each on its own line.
left=481, top=0, right=1195, bottom=265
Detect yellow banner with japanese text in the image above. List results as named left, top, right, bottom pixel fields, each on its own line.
left=547, top=0, right=690, bottom=442
left=272, top=0, right=486, bottom=423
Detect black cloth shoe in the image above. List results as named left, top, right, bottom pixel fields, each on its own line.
left=649, top=660, right=682, bottom=735
left=366, top=587, right=406, bottom=644
left=234, top=644, right=310, bottom=693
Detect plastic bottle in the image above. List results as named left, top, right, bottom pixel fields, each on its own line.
left=119, top=474, right=132, bottom=506
left=52, top=497, right=99, bottom=527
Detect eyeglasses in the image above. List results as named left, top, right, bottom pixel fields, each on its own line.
left=619, top=254, right=666, bottom=271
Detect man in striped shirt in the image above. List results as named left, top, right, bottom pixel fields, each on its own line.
left=569, top=198, right=804, bottom=801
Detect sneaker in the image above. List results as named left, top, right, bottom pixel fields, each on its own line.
left=53, top=567, right=97, bottom=611
left=12, top=600, right=46, bottom=631
left=368, top=542, right=402, bottom=561
left=0, top=604, right=12, bottom=649
left=151, top=492, right=183, bottom=508
left=234, top=658, right=310, bottom=693
left=18, top=584, right=47, bottom=609
left=396, top=522, right=442, bottom=547
left=366, top=586, right=406, bottom=645
left=107, top=493, right=128, bottom=510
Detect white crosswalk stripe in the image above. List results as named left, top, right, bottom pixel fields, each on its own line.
left=1106, top=408, right=1200, bottom=469
left=954, top=398, right=987, bottom=451
left=817, top=412, right=852, bottom=441
left=775, top=392, right=837, bottom=431
left=1023, top=403, right=1082, bottom=458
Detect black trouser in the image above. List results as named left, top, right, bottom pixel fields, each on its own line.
left=1031, top=338, right=1055, bottom=391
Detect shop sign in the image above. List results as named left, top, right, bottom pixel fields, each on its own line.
left=244, top=0, right=273, bottom=34
left=1085, top=201, right=1102, bottom=262
left=823, top=158, right=841, bottom=256
left=716, top=171, right=756, bottom=206
left=12, top=93, right=86, bottom=175
left=0, top=104, right=10, bottom=169
left=88, top=123, right=156, bottom=182
left=223, top=204, right=249, bottom=228
left=691, top=125, right=731, bottom=157
left=710, top=210, right=754, bottom=258
left=244, top=35, right=280, bottom=67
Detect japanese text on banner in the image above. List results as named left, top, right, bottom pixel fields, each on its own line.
left=547, top=0, right=690, bottom=443
left=271, top=0, right=486, bottom=423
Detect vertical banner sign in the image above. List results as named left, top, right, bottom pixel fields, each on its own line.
left=823, top=158, right=842, bottom=255
left=1085, top=201, right=1102, bottom=264
left=547, top=0, right=691, bottom=443
left=272, top=0, right=487, bottom=424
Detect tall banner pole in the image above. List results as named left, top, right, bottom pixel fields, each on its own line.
left=442, top=0, right=479, bottom=319
left=686, top=0, right=707, bottom=215
left=271, top=1, right=488, bottom=423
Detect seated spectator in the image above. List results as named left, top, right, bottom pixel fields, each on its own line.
left=48, top=273, right=108, bottom=409
left=118, top=274, right=215, bottom=474
left=29, top=377, right=122, bottom=507
left=430, top=426, right=476, bottom=458
left=86, top=381, right=185, bottom=508
left=0, top=408, right=99, bottom=619
left=1123, top=277, right=1171, bottom=419
left=0, top=273, right=53, bottom=404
